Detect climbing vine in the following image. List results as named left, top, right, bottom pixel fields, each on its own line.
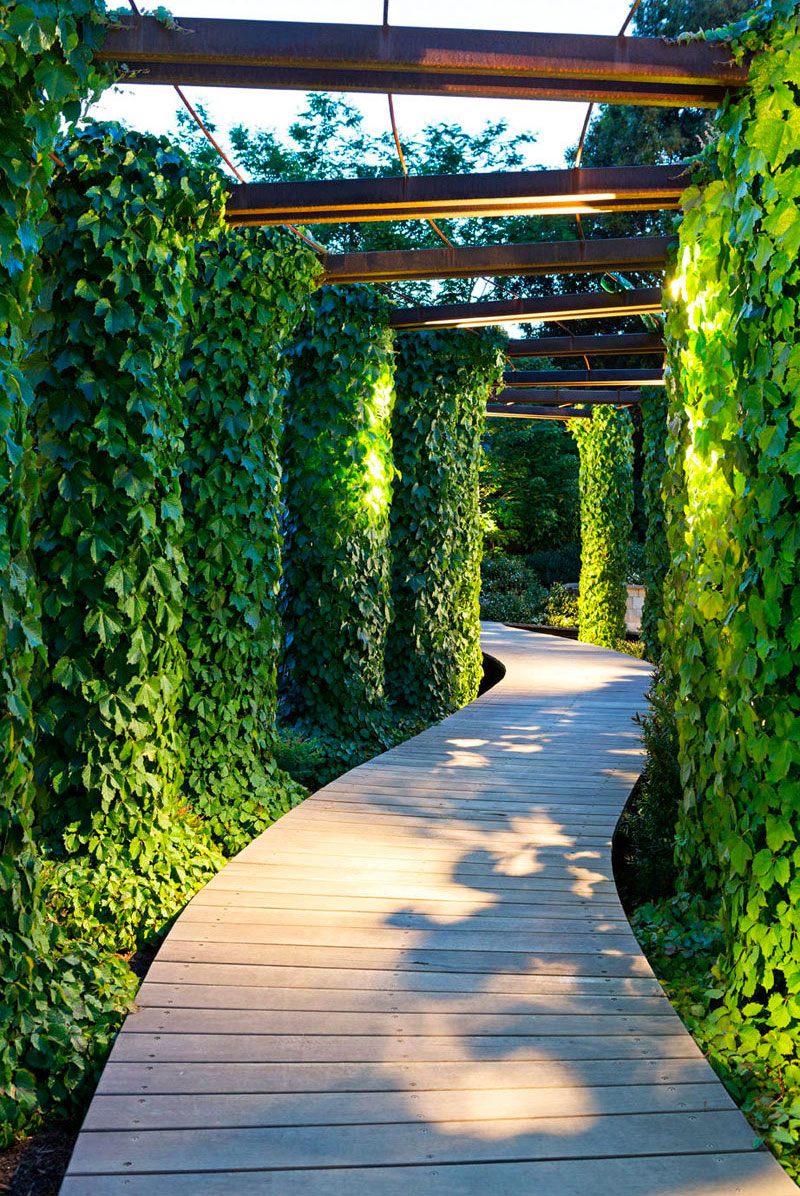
left=280, top=286, right=395, bottom=751
left=571, top=406, right=634, bottom=648
left=31, top=123, right=226, bottom=949
left=657, top=0, right=800, bottom=1171
left=0, top=7, right=138, bottom=1147
left=386, top=328, right=505, bottom=719
left=180, top=227, right=321, bottom=853
left=640, top=388, right=670, bottom=662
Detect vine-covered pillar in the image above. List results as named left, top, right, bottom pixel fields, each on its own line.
left=179, top=228, right=321, bottom=854
left=280, top=286, right=395, bottom=749
left=572, top=406, right=634, bottom=648
left=0, top=8, right=137, bottom=1148
left=385, top=328, right=505, bottom=720
left=640, top=388, right=670, bottom=662
left=31, top=124, right=225, bottom=949
left=662, top=3, right=800, bottom=1031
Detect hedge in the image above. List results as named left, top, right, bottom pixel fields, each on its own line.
left=179, top=227, right=321, bottom=854
left=572, top=406, right=634, bottom=648
left=386, top=328, right=505, bottom=719
left=280, top=285, right=395, bottom=750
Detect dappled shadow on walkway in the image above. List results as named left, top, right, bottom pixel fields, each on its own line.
left=60, top=627, right=796, bottom=1195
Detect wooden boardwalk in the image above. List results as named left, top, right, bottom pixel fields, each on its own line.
left=62, top=625, right=795, bottom=1194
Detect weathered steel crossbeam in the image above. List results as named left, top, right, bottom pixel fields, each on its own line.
left=226, top=165, right=687, bottom=226
left=322, top=236, right=674, bottom=283
left=486, top=405, right=592, bottom=420
left=505, top=332, right=665, bottom=357
left=98, top=17, right=745, bottom=106
left=492, top=388, right=642, bottom=406
left=503, top=368, right=664, bottom=387
left=390, top=287, right=663, bottom=330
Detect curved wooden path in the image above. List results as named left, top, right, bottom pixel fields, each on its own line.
left=62, top=626, right=795, bottom=1194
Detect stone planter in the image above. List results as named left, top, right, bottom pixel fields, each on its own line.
left=626, top=584, right=646, bottom=633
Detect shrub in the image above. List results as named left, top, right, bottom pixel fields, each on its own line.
left=480, top=555, right=548, bottom=624
left=525, top=543, right=581, bottom=588
left=543, top=582, right=580, bottom=628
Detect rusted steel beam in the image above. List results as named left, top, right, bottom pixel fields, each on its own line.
left=505, top=332, right=665, bottom=357
left=502, top=368, right=664, bottom=387
left=390, top=287, right=663, bottom=330
left=98, top=17, right=745, bottom=106
left=487, top=405, right=592, bottom=420
left=322, top=236, right=674, bottom=284
left=492, top=388, right=642, bottom=406
left=225, top=165, right=687, bottom=227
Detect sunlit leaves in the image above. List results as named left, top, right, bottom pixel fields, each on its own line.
left=659, top=3, right=800, bottom=1159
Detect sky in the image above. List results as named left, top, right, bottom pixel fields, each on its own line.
left=90, top=1, right=637, bottom=174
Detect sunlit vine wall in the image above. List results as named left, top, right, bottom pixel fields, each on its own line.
left=662, top=0, right=800, bottom=1040
left=572, top=407, right=634, bottom=648
left=31, top=124, right=225, bottom=949
left=280, top=286, right=395, bottom=747
left=641, top=388, right=670, bottom=662
left=180, top=228, right=320, bottom=855
left=386, top=328, right=505, bottom=720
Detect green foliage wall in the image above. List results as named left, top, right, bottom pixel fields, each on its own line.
left=31, top=124, right=225, bottom=949
left=280, top=286, right=395, bottom=747
left=386, top=328, right=505, bottom=720
left=180, top=227, right=321, bottom=854
left=640, top=388, right=670, bottom=662
left=572, top=407, right=634, bottom=648
left=0, top=10, right=140, bottom=1147
left=661, top=0, right=800, bottom=1064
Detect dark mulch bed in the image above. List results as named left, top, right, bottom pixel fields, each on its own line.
left=0, top=1125, right=79, bottom=1196
left=0, top=945, right=157, bottom=1195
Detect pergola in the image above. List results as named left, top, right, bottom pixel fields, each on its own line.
left=98, top=13, right=745, bottom=418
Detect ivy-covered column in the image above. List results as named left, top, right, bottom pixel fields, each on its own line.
left=31, top=124, right=225, bottom=949
left=385, top=328, right=505, bottom=720
left=179, top=228, right=321, bottom=854
left=572, top=406, right=634, bottom=648
left=0, top=10, right=138, bottom=1148
left=280, top=286, right=395, bottom=756
left=640, top=388, right=670, bottom=662
left=662, top=0, right=800, bottom=1056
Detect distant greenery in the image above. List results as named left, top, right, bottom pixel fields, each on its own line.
left=480, top=421, right=580, bottom=557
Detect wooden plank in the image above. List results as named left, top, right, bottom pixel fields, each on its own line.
left=135, top=964, right=664, bottom=998
left=65, top=1110, right=753, bottom=1173
left=59, top=1154, right=800, bottom=1195
left=81, top=1081, right=732, bottom=1130
left=135, top=982, right=671, bottom=1015
left=107, top=1031, right=702, bottom=1066
left=92, top=1055, right=733, bottom=1097
left=153, top=940, right=656, bottom=978
left=121, top=1008, right=684, bottom=1039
